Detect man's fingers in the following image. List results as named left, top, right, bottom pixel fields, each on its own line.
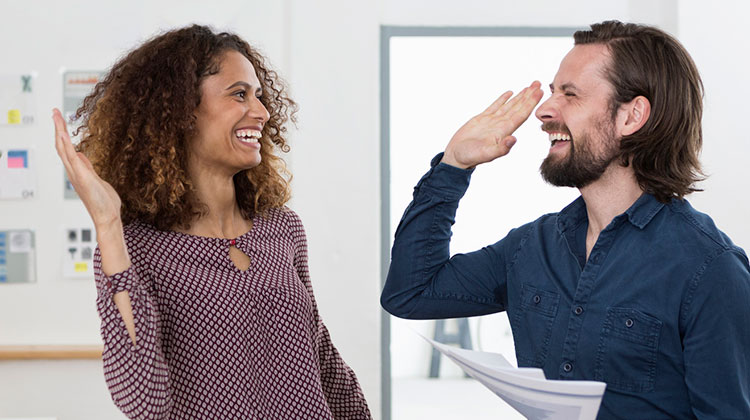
left=500, top=81, right=542, bottom=115
left=483, top=91, right=513, bottom=114
left=502, top=82, right=543, bottom=126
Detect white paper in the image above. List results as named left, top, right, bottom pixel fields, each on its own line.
left=423, top=335, right=606, bottom=420
left=0, top=73, right=36, bottom=125
left=0, top=148, right=36, bottom=200
left=9, top=231, right=32, bottom=253
left=62, top=70, right=103, bottom=129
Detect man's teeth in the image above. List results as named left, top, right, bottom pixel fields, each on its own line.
left=549, top=132, right=572, bottom=143
left=235, top=129, right=262, bottom=143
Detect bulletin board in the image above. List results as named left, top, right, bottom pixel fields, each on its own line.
left=0, top=12, right=290, bottom=353
left=0, top=67, right=102, bottom=347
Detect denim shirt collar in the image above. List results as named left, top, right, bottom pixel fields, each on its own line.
left=556, top=192, right=665, bottom=233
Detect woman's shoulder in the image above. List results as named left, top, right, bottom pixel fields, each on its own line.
left=262, top=207, right=306, bottom=245
left=121, top=221, right=168, bottom=254
left=264, top=206, right=304, bottom=227
left=123, top=220, right=158, bottom=238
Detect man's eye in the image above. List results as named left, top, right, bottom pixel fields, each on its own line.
left=564, top=92, right=576, bottom=97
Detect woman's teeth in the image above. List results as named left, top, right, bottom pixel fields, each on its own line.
left=235, top=129, right=262, bottom=143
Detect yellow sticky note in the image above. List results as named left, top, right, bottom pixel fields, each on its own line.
left=7, top=109, right=21, bottom=124
left=74, top=262, right=88, bottom=272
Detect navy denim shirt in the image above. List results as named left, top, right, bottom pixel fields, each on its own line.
left=381, top=154, right=750, bottom=419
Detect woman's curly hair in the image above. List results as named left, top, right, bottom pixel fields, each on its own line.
left=74, top=24, right=297, bottom=230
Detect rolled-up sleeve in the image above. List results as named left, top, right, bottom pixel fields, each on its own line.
left=381, top=153, right=514, bottom=319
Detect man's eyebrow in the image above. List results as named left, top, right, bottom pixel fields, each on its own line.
left=560, top=83, right=578, bottom=91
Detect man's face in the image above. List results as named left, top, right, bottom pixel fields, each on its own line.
left=535, top=44, right=622, bottom=188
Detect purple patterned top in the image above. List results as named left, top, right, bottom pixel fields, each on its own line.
left=94, top=208, right=371, bottom=419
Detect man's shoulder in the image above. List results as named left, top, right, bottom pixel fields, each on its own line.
left=663, top=199, right=742, bottom=253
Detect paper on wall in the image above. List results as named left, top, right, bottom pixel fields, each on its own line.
left=0, top=73, right=36, bottom=125
left=0, top=148, right=36, bottom=200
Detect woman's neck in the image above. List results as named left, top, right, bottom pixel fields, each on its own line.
left=177, top=163, right=251, bottom=238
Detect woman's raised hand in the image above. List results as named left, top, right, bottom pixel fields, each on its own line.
left=53, top=108, right=122, bottom=232
left=442, top=81, right=544, bottom=169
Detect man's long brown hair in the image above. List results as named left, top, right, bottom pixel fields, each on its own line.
left=575, top=21, right=705, bottom=202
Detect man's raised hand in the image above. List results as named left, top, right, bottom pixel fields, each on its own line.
left=442, top=81, right=543, bottom=169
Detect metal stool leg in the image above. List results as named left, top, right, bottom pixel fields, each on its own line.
left=429, top=318, right=473, bottom=378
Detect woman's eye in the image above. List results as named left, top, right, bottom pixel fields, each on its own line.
left=234, top=90, right=247, bottom=99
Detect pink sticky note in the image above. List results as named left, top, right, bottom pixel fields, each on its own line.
left=8, top=157, right=25, bottom=168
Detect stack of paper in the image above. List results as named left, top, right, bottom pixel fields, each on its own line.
left=424, top=336, right=606, bottom=420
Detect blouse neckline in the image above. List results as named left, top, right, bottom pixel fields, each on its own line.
left=136, top=214, right=261, bottom=245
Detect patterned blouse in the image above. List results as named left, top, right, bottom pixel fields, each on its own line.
left=94, top=208, right=371, bottom=419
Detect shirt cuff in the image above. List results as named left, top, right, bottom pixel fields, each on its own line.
left=416, top=152, right=474, bottom=200
left=104, top=265, right=138, bottom=295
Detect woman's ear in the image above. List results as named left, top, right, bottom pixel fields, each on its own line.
left=619, top=96, right=651, bottom=136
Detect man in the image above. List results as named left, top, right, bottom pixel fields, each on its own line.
left=381, top=21, right=750, bottom=419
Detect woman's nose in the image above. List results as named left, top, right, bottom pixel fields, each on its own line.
left=249, top=97, right=270, bottom=123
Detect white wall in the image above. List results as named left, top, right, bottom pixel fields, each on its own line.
left=0, top=1, right=382, bottom=419
left=678, top=0, right=750, bottom=250
left=1, top=1, right=748, bottom=419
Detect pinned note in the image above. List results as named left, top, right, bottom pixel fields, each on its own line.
left=0, top=148, right=36, bottom=200
left=0, top=73, right=36, bottom=125
left=7, top=109, right=21, bottom=124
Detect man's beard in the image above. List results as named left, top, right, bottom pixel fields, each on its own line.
left=539, top=120, right=621, bottom=189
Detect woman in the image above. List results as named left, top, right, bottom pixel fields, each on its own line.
left=52, top=25, right=371, bottom=420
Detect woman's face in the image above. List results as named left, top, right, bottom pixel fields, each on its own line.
left=190, top=50, right=270, bottom=175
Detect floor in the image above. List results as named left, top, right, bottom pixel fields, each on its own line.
left=392, top=377, right=525, bottom=420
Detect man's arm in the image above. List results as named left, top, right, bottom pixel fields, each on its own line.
left=381, top=82, right=543, bottom=320
left=681, top=248, right=750, bottom=420
left=381, top=154, right=511, bottom=319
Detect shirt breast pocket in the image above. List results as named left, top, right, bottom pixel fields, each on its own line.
left=595, top=307, right=662, bottom=393
left=512, top=284, right=560, bottom=367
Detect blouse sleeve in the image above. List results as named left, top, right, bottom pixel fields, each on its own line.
left=94, top=243, right=172, bottom=419
left=287, top=210, right=373, bottom=419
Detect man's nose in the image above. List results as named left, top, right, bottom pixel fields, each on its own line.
left=535, top=97, right=556, bottom=122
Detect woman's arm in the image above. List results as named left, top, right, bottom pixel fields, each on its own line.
left=53, top=108, right=137, bottom=344
left=54, top=109, right=171, bottom=418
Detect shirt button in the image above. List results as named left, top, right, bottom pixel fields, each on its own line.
left=533, top=295, right=541, bottom=304
left=574, top=306, right=583, bottom=315
left=625, top=318, right=634, bottom=328
left=563, top=362, right=573, bottom=372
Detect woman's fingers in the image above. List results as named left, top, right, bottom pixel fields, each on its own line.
left=78, top=152, right=95, bottom=172
left=52, top=109, right=77, bottom=179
